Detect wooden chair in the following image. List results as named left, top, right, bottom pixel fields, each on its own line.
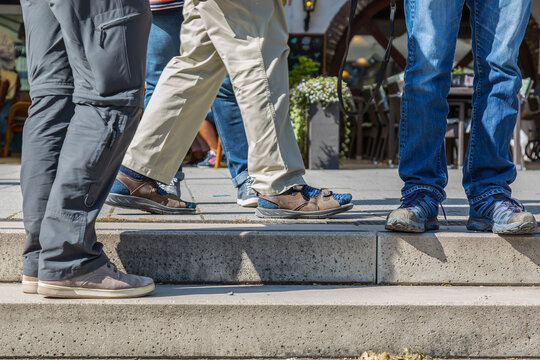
left=3, top=101, right=31, bottom=157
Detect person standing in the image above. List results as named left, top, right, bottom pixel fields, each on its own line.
left=20, top=0, right=155, bottom=298
left=386, top=0, right=537, bottom=234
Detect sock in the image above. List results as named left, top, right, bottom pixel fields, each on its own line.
left=119, top=165, right=150, bottom=181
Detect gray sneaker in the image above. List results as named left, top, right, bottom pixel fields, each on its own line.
left=158, top=175, right=181, bottom=198
left=37, top=262, right=155, bottom=299
left=237, top=177, right=258, bottom=207
left=22, top=275, right=38, bottom=294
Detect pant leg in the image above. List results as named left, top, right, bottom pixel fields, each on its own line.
left=462, top=0, right=531, bottom=204
left=33, top=0, right=151, bottom=280
left=399, top=0, right=466, bottom=202
left=145, top=8, right=183, bottom=108
left=198, top=0, right=305, bottom=195
left=122, top=0, right=229, bottom=183
left=212, top=75, right=249, bottom=188
left=20, top=0, right=74, bottom=277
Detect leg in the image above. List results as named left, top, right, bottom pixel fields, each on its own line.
left=386, top=0, right=465, bottom=233
left=144, top=8, right=183, bottom=108
left=198, top=0, right=305, bottom=195
left=36, top=0, right=152, bottom=280
left=198, top=119, right=218, bottom=152
left=211, top=75, right=257, bottom=206
left=212, top=75, right=250, bottom=188
left=463, top=0, right=530, bottom=203
left=20, top=0, right=73, bottom=279
left=122, top=0, right=228, bottom=183
left=463, top=0, right=536, bottom=234
left=398, top=0, right=466, bottom=202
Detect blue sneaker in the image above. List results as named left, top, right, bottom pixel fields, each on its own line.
left=385, top=190, right=440, bottom=233
left=237, top=177, right=258, bottom=207
left=467, top=194, right=537, bottom=234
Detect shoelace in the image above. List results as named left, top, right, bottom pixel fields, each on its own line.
left=400, top=190, right=448, bottom=226
left=491, top=196, right=525, bottom=222
left=500, top=196, right=525, bottom=212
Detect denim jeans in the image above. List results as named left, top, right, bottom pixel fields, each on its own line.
left=399, top=0, right=531, bottom=204
left=145, top=9, right=184, bottom=180
left=145, top=8, right=183, bottom=108
left=211, top=75, right=249, bottom=188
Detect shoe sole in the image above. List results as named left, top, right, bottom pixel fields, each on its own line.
left=467, top=218, right=538, bottom=235
left=237, top=198, right=258, bottom=208
left=37, top=282, right=155, bottom=299
left=255, top=203, right=353, bottom=219
left=105, top=193, right=196, bottom=215
left=385, top=218, right=440, bottom=233
left=22, top=280, right=38, bottom=294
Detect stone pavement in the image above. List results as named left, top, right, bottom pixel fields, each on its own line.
left=1, top=160, right=540, bottom=224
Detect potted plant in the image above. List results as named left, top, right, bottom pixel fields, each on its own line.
left=289, top=75, right=354, bottom=169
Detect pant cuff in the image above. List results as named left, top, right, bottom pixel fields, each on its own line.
left=468, top=187, right=511, bottom=205
left=402, top=185, right=446, bottom=203
left=38, top=253, right=109, bottom=281
left=231, top=170, right=249, bottom=188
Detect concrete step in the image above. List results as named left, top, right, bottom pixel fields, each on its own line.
left=1, top=221, right=539, bottom=285
left=1, top=283, right=539, bottom=358
left=0, top=222, right=376, bottom=284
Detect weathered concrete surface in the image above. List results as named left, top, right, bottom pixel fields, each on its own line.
left=2, top=284, right=540, bottom=358
left=0, top=224, right=376, bottom=284
left=378, top=230, right=540, bottom=284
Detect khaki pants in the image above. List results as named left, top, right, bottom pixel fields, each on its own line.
left=123, top=0, right=306, bottom=195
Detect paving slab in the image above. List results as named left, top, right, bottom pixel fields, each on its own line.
left=2, top=284, right=540, bottom=358
left=1, top=164, right=539, bottom=224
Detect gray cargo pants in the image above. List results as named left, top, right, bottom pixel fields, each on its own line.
left=20, top=0, right=151, bottom=280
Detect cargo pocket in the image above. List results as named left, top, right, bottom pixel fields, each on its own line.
left=84, top=111, right=124, bottom=208
left=89, top=9, right=150, bottom=96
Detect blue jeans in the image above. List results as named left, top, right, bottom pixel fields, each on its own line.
left=211, top=75, right=249, bottom=188
left=145, top=8, right=183, bottom=108
left=145, top=9, right=184, bottom=180
left=399, top=0, right=531, bottom=204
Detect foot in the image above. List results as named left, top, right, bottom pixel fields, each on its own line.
left=197, top=150, right=217, bottom=168
left=22, top=275, right=38, bottom=294
left=467, top=194, right=537, bottom=235
left=105, top=173, right=196, bottom=215
left=255, top=185, right=352, bottom=219
left=385, top=190, right=440, bottom=233
left=37, top=262, right=155, bottom=299
left=237, top=177, right=258, bottom=207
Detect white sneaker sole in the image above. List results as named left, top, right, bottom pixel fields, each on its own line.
left=22, top=280, right=38, bottom=294
left=37, top=282, right=155, bottom=299
left=237, top=197, right=258, bottom=207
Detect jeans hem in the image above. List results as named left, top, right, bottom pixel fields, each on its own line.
left=402, top=185, right=445, bottom=203
left=231, top=170, right=249, bottom=188
left=468, top=188, right=511, bottom=205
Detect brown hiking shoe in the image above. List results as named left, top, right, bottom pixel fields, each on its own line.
left=37, top=262, right=155, bottom=299
left=105, top=174, right=196, bottom=215
left=256, top=185, right=353, bottom=219
left=22, top=275, right=38, bottom=294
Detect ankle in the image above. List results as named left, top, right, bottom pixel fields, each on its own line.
left=119, top=165, right=150, bottom=181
